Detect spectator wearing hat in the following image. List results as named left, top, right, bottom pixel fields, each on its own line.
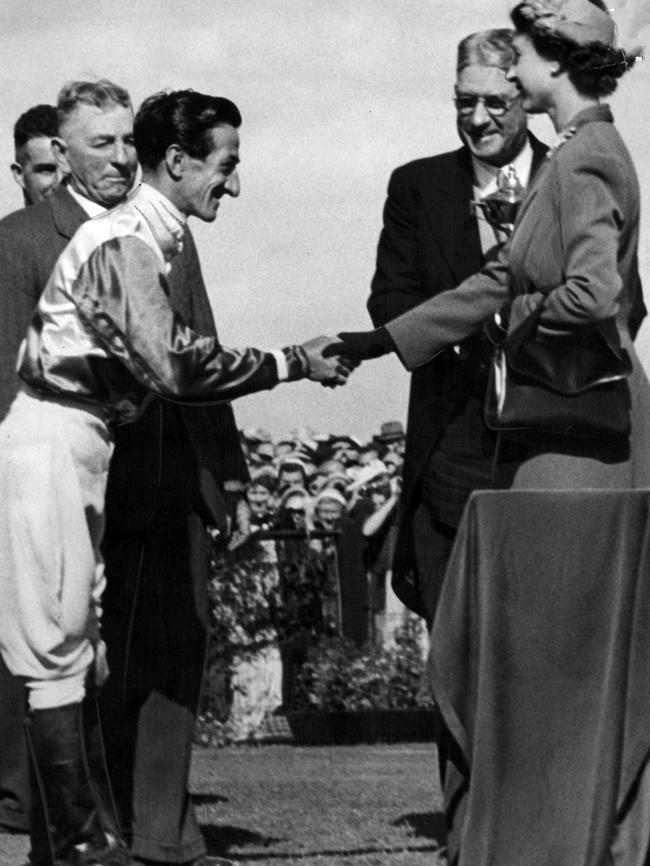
left=227, top=472, right=278, bottom=550
left=310, top=488, right=347, bottom=637
left=375, top=420, right=406, bottom=457
left=383, top=451, right=404, bottom=478
left=275, top=485, right=310, bottom=532
left=322, top=471, right=350, bottom=500
left=329, top=435, right=361, bottom=469
left=319, top=457, right=345, bottom=477
left=360, top=474, right=401, bottom=643
left=247, top=440, right=275, bottom=469
left=273, top=437, right=295, bottom=460
left=313, top=488, right=347, bottom=533
left=328, top=462, right=385, bottom=648
left=346, top=463, right=400, bottom=641
left=228, top=471, right=282, bottom=742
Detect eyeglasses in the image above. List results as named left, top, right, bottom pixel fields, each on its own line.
left=454, top=94, right=520, bottom=117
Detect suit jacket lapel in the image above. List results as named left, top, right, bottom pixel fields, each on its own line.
left=421, top=137, right=549, bottom=284
left=50, top=185, right=89, bottom=240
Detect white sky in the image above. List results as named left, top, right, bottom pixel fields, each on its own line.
left=0, top=0, right=648, bottom=439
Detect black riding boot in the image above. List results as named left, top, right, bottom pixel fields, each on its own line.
left=26, top=702, right=136, bottom=866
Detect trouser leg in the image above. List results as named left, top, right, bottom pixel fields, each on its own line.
left=0, top=396, right=121, bottom=863
left=411, top=501, right=458, bottom=842
left=100, top=516, right=209, bottom=863
left=0, top=654, right=29, bottom=832
left=411, top=503, right=457, bottom=629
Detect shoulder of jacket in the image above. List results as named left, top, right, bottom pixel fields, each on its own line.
left=0, top=200, right=50, bottom=239
left=390, top=148, right=463, bottom=180
left=552, top=122, right=631, bottom=184
left=60, top=209, right=156, bottom=281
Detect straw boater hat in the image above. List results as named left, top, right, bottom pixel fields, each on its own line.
left=346, top=460, right=389, bottom=493
left=314, top=488, right=348, bottom=508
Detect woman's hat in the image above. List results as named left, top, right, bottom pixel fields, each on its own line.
left=515, top=0, right=616, bottom=47
left=346, top=460, right=389, bottom=493
left=278, top=485, right=309, bottom=510
left=314, top=488, right=347, bottom=508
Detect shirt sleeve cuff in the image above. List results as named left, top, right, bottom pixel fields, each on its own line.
left=271, top=349, right=289, bottom=381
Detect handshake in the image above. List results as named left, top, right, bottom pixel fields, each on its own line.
left=297, top=328, right=394, bottom=387
left=297, top=328, right=393, bottom=387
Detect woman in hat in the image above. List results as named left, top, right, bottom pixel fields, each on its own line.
left=337, top=4, right=650, bottom=859
left=339, top=0, right=650, bottom=490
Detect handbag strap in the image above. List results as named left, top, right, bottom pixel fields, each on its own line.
left=505, top=303, right=626, bottom=360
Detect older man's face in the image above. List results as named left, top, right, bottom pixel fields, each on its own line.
left=55, top=102, right=137, bottom=207
left=455, top=64, right=527, bottom=167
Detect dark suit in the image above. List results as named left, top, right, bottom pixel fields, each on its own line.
left=368, top=137, right=547, bottom=621
left=0, top=184, right=247, bottom=860
left=99, top=230, right=249, bottom=863
left=0, top=185, right=87, bottom=832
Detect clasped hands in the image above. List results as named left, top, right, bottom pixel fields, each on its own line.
left=299, top=335, right=358, bottom=388
left=300, top=327, right=393, bottom=387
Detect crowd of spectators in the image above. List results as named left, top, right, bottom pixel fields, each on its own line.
left=213, top=420, right=408, bottom=739
left=232, top=420, right=405, bottom=546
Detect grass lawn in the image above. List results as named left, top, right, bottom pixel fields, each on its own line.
left=194, top=742, right=446, bottom=865
left=0, top=743, right=447, bottom=866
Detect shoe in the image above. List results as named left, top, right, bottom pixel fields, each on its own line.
left=26, top=702, right=137, bottom=866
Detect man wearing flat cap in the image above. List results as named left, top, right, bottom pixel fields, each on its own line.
left=367, top=29, right=548, bottom=625
left=375, top=420, right=405, bottom=456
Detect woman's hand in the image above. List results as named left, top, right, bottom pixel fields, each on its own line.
left=327, top=328, right=395, bottom=361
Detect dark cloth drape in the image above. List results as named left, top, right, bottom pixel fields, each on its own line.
left=432, top=490, right=650, bottom=866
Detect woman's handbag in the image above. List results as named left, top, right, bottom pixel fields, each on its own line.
left=484, top=308, right=632, bottom=439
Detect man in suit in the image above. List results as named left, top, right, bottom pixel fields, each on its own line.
left=0, top=80, right=249, bottom=866
left=0, top=102, right=66, bottom=837
left=10, top=104, right=64, bottom=207
left=366, top=29, right=547, bottom=625
left=0, top=79, right=139, bottom=866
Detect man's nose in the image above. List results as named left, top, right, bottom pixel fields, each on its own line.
left=469, top=99, right=490, bottom=125
left=224, top=170, right=240, bottom=198
left=111, top=140, right=132, bottom=165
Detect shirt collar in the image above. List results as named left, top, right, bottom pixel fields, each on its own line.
left=471, top=137, right=534, bottom=198
left=65, top=183, right=107, bottom=218
left=133, top=182, right=186, bottom=262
